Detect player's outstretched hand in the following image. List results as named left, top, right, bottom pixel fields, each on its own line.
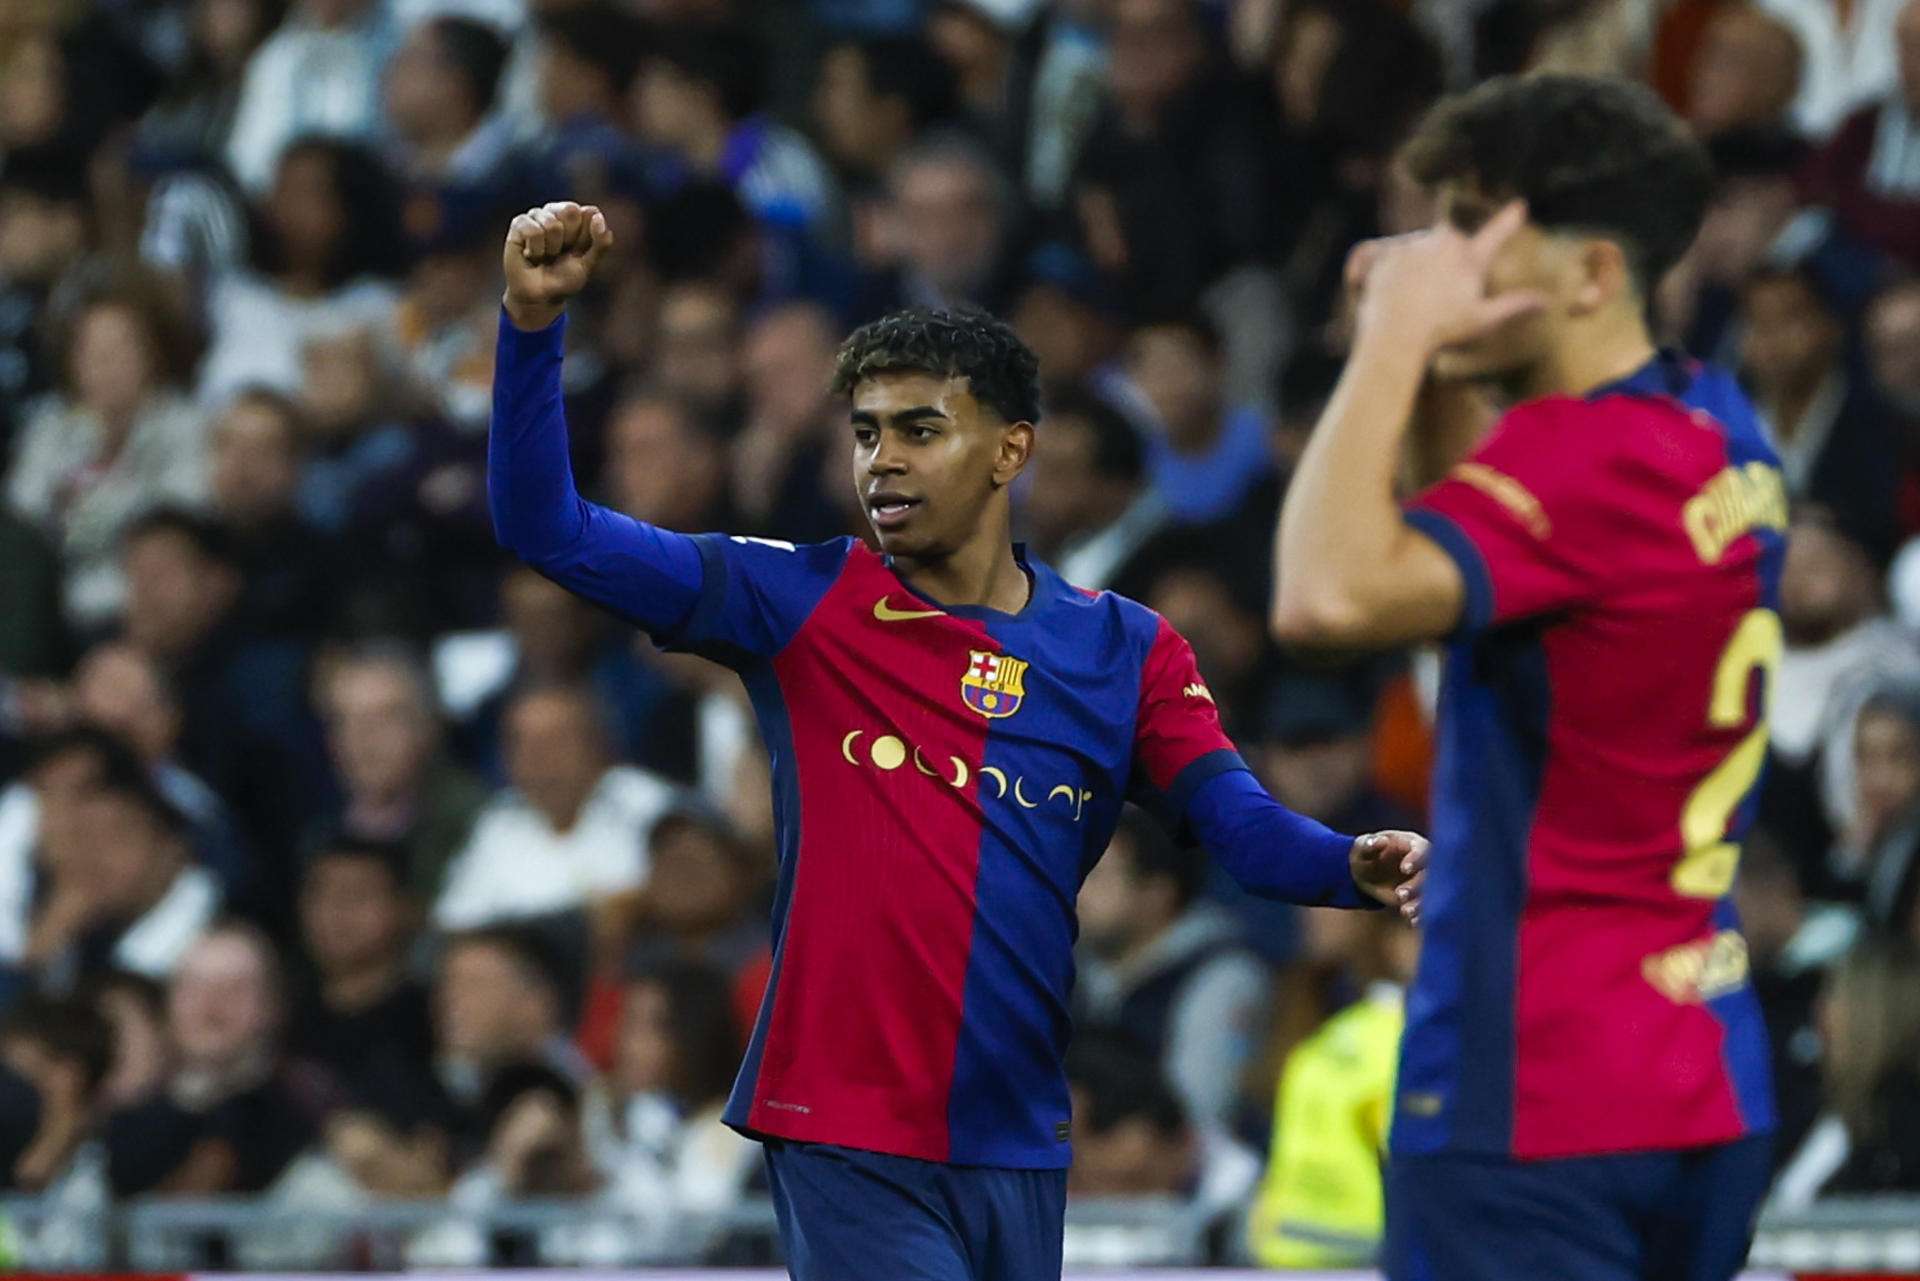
left=1354, top=199, right=1546, bottom=355
left=1349, top=830, right=1429, bottom=925
left=502, top=201, right=613, bottom=332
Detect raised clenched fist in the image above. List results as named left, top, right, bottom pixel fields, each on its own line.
left=501, top=201, right=613, bottom=332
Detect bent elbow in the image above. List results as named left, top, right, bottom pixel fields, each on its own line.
left=1270, top=589, right=1371, bottom=649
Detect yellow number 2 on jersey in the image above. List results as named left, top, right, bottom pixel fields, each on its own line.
left=1674, top=608, right=1783, bottom=898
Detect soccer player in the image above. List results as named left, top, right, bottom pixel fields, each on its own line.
left=1272, top=76, right=1781, bottom=1281
left=490, top=200, right=1427, bottom=1279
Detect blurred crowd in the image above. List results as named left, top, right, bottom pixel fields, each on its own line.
left=1, top=0, right=1920, bottom=1268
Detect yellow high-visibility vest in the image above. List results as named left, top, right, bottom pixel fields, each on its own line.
left=1247, top=984, right=1404, bottom=1269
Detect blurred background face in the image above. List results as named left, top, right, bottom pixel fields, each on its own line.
left=301, top=854, right=408, bottom=976
left=1741, top=275, right=1840, bottom=397
left=656, top=285, right=741, bottom=415
left=71, top=302, right=158, bottom=422
left=384, top=23, right=471, bottom=141
left=1260, top=732, right=1372, bottom=823
left=1076, top=836, right=1145, bottom=956
left=74, top=643, right=179, bottom=763
left=1273, top=5, right=1340, bottom=129
left=0, top=188, right=86, bottom=283
left=1107, top=0, right=1203, bottom=121
left=29, top=747, right=107, bottom=875
left=0, top=38, right=66, bottom=150
left=123, top=530, right=234, bottom=659
left=169, top=931, right=278, bottom=1070
left=502, top=567, right=598, bottom=676
left=436, top=942, right=543, bottom=1060
left=606, top=398, right=723, bottom=531
left=894, top=158, right=1002, bottom=298
left=193, top=0, right=270, bottom=73
left=1779, top=519, right=1877, bottom=644
left=502, top=691, right=607, bottom=829
left=744, top=305, right=836, bottom=437
left=299, top=329, right=384, bottom=438
left=74, top=792, right=179, bottom=919
left=613, top=980, right=675, bottom=1096
left=634, top=61, right=711, bottom=149
left=1126, top=327, right=1217, bottom=445
left=210, top=397, right=301, bottom=525
left=1687, top=6, right=1801, bottom=137
left=813, top=45, right=886, bottom=170
left=267, top=149, right=347, bottom=273
left=325, top=661, right=434, bottom=801
left=1025, top=411, right=1104, bottom=551
left=646, top=820, right=743, bottom=933
left=1867, top=283, right=1920, bottom=412
left=1148, top=569, right=1261, bottom=691
left=1855, top=708, right=1920, bottom=835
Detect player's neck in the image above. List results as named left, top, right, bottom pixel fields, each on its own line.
left=895, top=531, right=1031, bottom=615
left=1522, top=313, right=1658, bottom=403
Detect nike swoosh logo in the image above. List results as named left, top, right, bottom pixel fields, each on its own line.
left=873, top=596, right=945, bottom=623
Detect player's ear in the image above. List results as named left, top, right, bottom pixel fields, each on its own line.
left=993, top=421, right=1035, bottom=489
left=1571, top=238, right=1629, bottom=316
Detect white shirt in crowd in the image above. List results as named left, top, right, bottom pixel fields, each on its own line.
left=1758, top=0, right=1906, bottom=138
left=196, top=273, right=399, bottom=411
left=433, top=765, right=677, bottom=929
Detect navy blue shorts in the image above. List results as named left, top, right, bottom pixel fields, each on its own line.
left=1385, top=1134, right=1772, bottom=1281
left=765, top=1140, right=1068, bottom=1281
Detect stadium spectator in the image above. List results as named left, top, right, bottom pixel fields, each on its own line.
left=223, top=0, right=396, bottom=194
left=810, top=34, right=959, bottom=190
left=431, top=926, right=590, bottom=1148
left=864, top=130, right=1019, bottom=316
left=291, top=837, right=437, bottom=1114
left=390, top=190, right=505, bottom=430
left=287, top=326, right=412, bottom=535
left=1121, top=315, right=1272, bottom=526
left=633, top=26, right=841, bottom=246
left=1247, top=912, right=1417, bottom=1268
left=603, top=809, right=765, bottom=976
left=1685, top=3, right=1804, bottom=138
left=5, top=267, right=208, bottom=632
left=1063, top=1033, right=1260, bottom=1264
left=651, top=281, right=747, bottom=429
left=1739, top=262, right=1900, bottom=554
left=1141, top=558, right=1273, bottom=734
left=1008, top=244, right=1126, bottom=401
left=0, top=151, right=91, bottom=442
left=1872, top=276, right=1920, bottom=423
left=1772, top=935, right=1920, bottom=1204
left=1769, top=509, right=1920, bottom=885
left=197, top=138, right=405, bottom=407
left=1024, top=393, right=1163, bottom=592
left=105, top=922, right=333, bottom=1194
left=583, top=959, right=755, bottom=1224
left=138, top=0, right=290, bottom=165
left=0, top=511, right=65, bottom=683
left=604, top=392, right=734, bottom=534
left=728, top=301, right=846, bottom=542
left=28, top=763, right=219, bottom=986
left=925, top=0, right=1036, bottom=168
left=1797, top=0, right=1920, bottom=270
left=1759, top=0, right=1907, bottom=137
left=317, top=644, right=488, bottom=899
left=524, top=5, right=655, bottom=200
left=1075, top=808, right=1269, bottom=1129
left=1254, top=674, right=1421, bottom=836
left=1827, top=686, right=1920, bottom=925
left=204, top=387, right=338, bottom=638
left=118, top=508, right=321, bottom=863
left=71, top=640, right=253, bottom=899
left=452, top=565, right=697, bottom=785
left=382, top=16, right=513, bottom=187
left=0, top=994, right=113, bottom=1266
left=436, top=684, right=677, bottom=933
left=1736, top=829, right=1855, bottom=1163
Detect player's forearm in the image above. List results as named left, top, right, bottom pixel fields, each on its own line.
left=1273, top=322, right=1432, bottom=642
left=488, top=309, right=705, bottom=632
left=1186, top=769, right=1372, bottom=909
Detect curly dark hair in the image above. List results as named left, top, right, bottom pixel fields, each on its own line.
left=1399, top=73, right=1712, bottom=296
left=831, top=307, right=1042, bottom=425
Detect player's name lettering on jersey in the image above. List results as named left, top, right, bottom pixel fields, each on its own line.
left=1448, top=461, right=1550, bottom=539
left=837, top=728, right=1095, bottom=820
left=1184, top=682, right=1215, bottom=703
left=1640, top=930, right=1750, bottom=1004
left=1682, top=462, right=1788, bottom=565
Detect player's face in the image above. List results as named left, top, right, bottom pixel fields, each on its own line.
left=1425, top=187, right=1562, bottom=387
left=849, top=370, right=1032, bottom=561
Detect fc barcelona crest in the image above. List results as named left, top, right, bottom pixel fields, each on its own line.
left=962, top=649, right=1029, bottom=719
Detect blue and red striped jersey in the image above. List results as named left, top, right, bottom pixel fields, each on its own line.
left=1399, top=352, right=1783, bottom=1160
left=487, top=311, right=1370, bottom=1170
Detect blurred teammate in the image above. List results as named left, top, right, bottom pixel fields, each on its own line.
left=1274, top=75, right=1780, bottom=1281
left=490, top=201, right=1427, bottom=1280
